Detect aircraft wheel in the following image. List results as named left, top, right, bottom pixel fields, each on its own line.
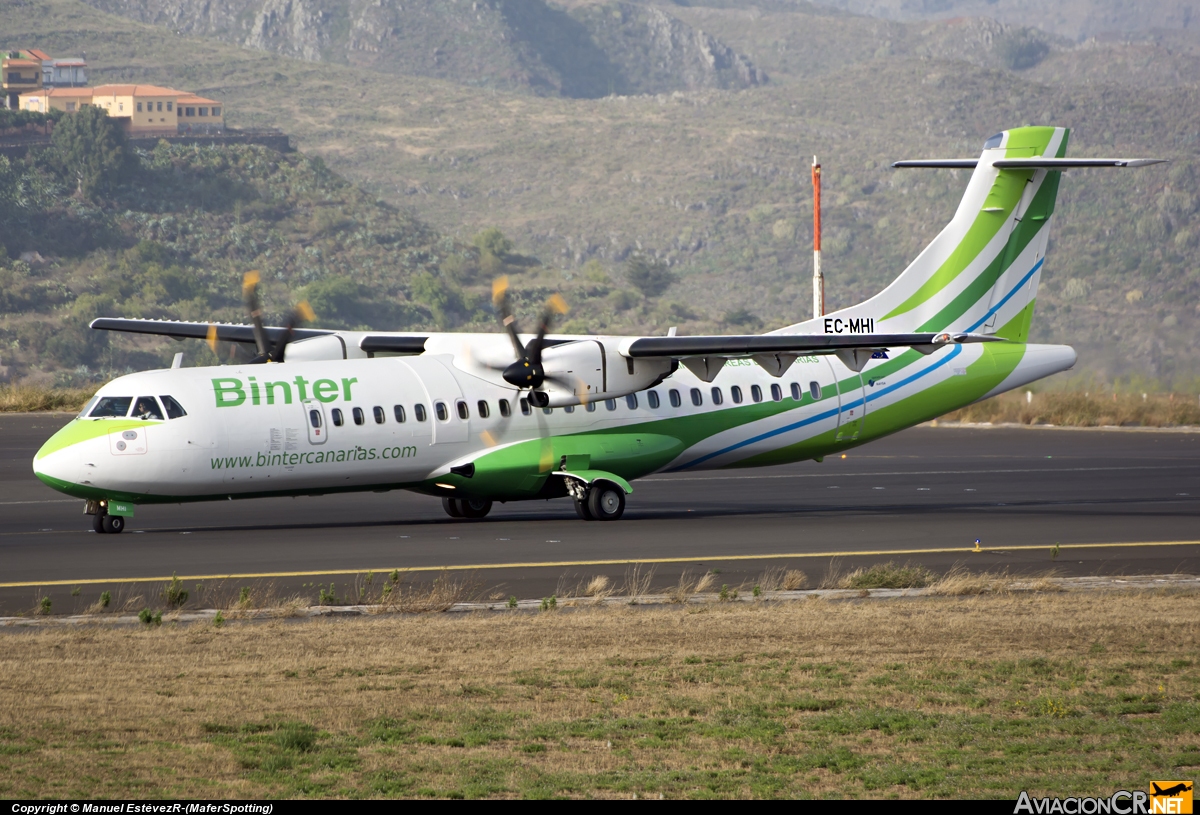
left=102, top=514, right=125, bottom=534
left=574, top=498, right=594, bottom=521
left=442, top=497, right=463, bottom=518
left=587, top=481, right=625, bottom=521
left=93, top=512, right=107, bottom=534
left=460, top=497, right=493, bottom=519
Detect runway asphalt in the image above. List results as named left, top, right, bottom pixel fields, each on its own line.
left=2, top=412, right=1198, bottom=615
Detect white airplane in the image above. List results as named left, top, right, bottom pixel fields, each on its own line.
left=33, top=126, right=1163, bottom=532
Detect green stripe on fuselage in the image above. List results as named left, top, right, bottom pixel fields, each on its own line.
left=35, top=419, right=162, bottom=460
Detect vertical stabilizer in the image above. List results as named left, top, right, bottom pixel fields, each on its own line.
left=775, top=126, right=1068, bottom=339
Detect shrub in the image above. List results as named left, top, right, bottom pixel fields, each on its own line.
left=626, top=254, right=676, bottom=300
left=162, top=573, right=188, bottom=608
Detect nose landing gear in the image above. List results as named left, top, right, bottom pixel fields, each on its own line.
left=87, top=500, right=127, bottom=534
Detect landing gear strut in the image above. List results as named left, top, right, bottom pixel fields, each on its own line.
left=442, top=496, right=493, bottom=519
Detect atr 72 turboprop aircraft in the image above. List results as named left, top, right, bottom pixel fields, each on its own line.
left=33, top=127, right=1164, bottom=532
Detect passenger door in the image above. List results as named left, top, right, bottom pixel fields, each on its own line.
left=303, top=399, right=327, bottom=445
left=834, top=366, right=867, bottom=443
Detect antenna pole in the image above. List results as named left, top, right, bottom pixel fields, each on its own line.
left=812, top=156, right=824, bottom=319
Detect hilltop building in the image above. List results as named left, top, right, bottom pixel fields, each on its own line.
left=3, top=51, right=42, bottom=109
left=3, top=49, right=88, bottom=109
left=19, top=84, right=223, bottom=136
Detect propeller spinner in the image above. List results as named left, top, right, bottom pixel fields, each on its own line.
left=492, top=277, right=568, bottom=403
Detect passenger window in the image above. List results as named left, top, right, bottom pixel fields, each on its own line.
left=809, top=381, right=821, bottom=400
left=456, top=400, right=469, bottom=420
left=669, top=389, right=682, bottom=408
left=499, top=399, right=511, bottom=418
left=791, top=383, right=801, bottom=401
left=711, top=387, right=724, bottom=405
left=133, top=396, right=164, bottom=420
left=626, top=394, right=638, bottom=410
left=586, top=401, right=596, bottom=412
left=691, top=388, right=703, bottom=406
left=373, top=406, right=385, bottom=424
left=647, top=390, right=660, bottom=409
left=90, top=396, right=132, bottom=418
left=435, top=401, right=449, bottom=421
left=605, top=398, right=617, bottom=411
left=771, top=384, right=783, bottom=402
left=519, top=398, right=530, bottom=416
left=160, top=395, right=187, bottom=419
left=730, top=386, right=743, bottom=404
left=414, top=404, right=427, bottom=422
left=353, top=407, right=365, bottom=425
left=394, top=405, right=407, bottom=423
left=477, top=400, right=490, bottom=419
left=564, top=405, right=575, bottom=413
left=543, top=407, right=553, bottom=415
left=309, top=409, right=322, bottom=428
left=332, top=408, right=344, bottom=426
left=751, top=385, right=762, bottom=403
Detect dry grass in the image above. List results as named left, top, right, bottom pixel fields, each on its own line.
left=0, top=384, right=92, bottom=413
left=622, top=564, right=656, bottom=605
left=668, top=570, right=717, bottom=604
left=755, top=567, right=809, bottom=592
left=941, top=390, right=1200, bottom=427
left=0, top=591, right=1195, bottom=798
left=925, top=567, right=1014, bottom=596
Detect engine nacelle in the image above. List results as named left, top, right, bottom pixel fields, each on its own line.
left=535, top=339, right=674, bottom=407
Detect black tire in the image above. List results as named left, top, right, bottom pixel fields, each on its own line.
left=93, top=512, right=107, bottom=534
left=102, top=514, right=125, bottom=534
left=587, top=481, right=626, bottom=521
left=574, top=498, right=594, bottom=520
left=460, top=497, right=493, bottom=519
left=442, top=497, right=463, bottom=518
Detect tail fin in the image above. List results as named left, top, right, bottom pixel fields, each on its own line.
left=780, top=126, right=1068, bottom=342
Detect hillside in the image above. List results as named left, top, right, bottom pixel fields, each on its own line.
left=2, top=0, right=1198, bottom=389
left=0, top=142, right=457, bottom=383
left=801, top=0, right=1200, bottom=41
left=75, top=0, right=766, bottom=97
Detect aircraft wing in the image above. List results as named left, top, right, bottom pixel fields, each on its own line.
left=621, top=331, right=1003, bottom=377
left=90, top=318, right=335, bottom=345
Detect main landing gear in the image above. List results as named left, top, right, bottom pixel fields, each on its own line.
left=442, top=496, right=494, bottom=519
left=569, top=480, right=626, bottom=522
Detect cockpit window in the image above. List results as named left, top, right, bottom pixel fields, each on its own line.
left=77, top=396, right=99, bottom=419
left=160, top=395, right=187, bottom=419
left=133, top=396, right=165, bottom=420
left=983, top=132, right=1004, bottom=149
left=89, top=396, right=132, bottom=418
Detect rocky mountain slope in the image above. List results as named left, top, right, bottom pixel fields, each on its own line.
left=4, top=0, right=1198, bottom=388
left=76, top=0, right=766, bottom=97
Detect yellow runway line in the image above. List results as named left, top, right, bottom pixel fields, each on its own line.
left=1, top=540, right=1197, bottom=589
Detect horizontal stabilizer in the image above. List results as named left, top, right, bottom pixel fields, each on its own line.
left=894, top=158, right=1166, bottom=170
left=891, top=159, right=980, bottom=169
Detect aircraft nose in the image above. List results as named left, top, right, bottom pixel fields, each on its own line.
left=33, top=420, right=93, bottom=495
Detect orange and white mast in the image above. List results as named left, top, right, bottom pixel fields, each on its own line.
left=812, top=156, right=824, bottom=319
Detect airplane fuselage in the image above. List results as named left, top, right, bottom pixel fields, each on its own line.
left=33, top=337, right=1075, bottom=508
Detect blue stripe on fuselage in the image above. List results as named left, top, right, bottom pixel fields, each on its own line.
left=671, top=345, right=963, bottom=471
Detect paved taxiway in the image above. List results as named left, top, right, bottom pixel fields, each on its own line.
left=2, top=413, right=1197, bottom=614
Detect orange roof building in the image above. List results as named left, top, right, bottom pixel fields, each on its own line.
left=18, top=84, right=224, bottom=135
